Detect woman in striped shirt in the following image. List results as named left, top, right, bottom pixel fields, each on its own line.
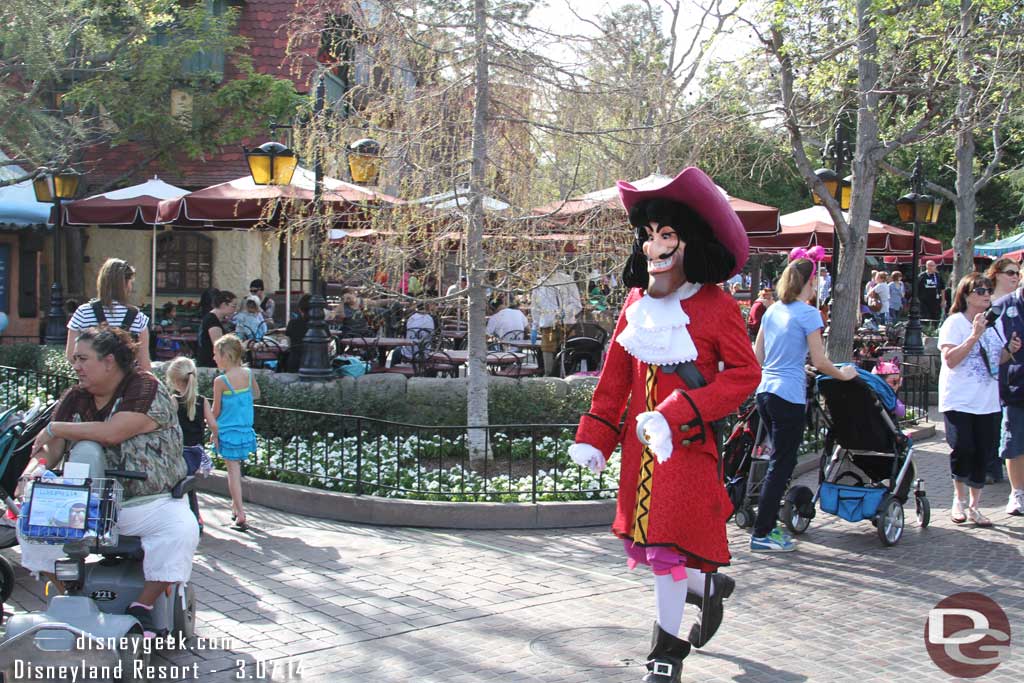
left=66, top=258, right=152, bottom=372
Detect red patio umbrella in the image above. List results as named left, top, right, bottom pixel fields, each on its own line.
left=530, top=173, right=780, bottom=236
left=154, top=166, right=399, bottom=226
left=884, top=247, right=951, bottom=265
left=749, top=206, right=943, bottom=256
left=58, top=176, right=187, bottom=227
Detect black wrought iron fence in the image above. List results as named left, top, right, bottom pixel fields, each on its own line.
left=243, top=405, right=617, bottom=502
left=897, top=361, right=930, bottom=426
left=0, top=365, right=616, bottom=503
left=0, top=365, right=76, bottom=408
left=1, top=363, right=923, bottom=503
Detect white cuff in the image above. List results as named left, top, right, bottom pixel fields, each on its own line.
left=568, top=443, right=606, bottom=475
left=636, top=411, right=673, bottom=464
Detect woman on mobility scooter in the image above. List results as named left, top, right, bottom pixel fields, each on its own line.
left=20, top=326, right=200, bottom=638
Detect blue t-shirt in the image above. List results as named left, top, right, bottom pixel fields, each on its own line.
left=756, top=301, right=824, bottom=404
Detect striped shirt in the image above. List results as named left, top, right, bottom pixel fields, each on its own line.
left=68, top=301, right=150, bottom=334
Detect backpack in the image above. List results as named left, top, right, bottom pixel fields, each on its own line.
left=866, top=291, right=883, bottom=313
left=90, top=299, right=140, bottom=338
left=997, top=293, right=1024, bottom=405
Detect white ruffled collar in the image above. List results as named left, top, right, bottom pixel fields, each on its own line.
left=616, top=283, right=701, bottom=365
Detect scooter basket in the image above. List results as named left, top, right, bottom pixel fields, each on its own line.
left=818, top=482, right=886, bottom=523
left=18, top=478, right=122, bottom=547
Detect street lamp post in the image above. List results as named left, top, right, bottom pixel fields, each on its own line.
left=33, top=169, right=81, bottom=345
left=245, top=80, right=382, bottom=380
left=896, top=156, right=942, bottom=356
left=297, top=75, right=334, bottom=381
left=243, top=122, right=335, bottom=379
left=812, top=122, right=853, bottom=275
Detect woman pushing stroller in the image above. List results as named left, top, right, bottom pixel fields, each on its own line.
left=752, top=248, right=858, bottom=553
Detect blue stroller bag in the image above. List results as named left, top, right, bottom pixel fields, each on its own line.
left=818, top=482, right=887, bottom=523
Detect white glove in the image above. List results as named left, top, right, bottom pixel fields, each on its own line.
left=635, top=411, right=673, bottom=464
left=568, top=443, right=606, bottom=475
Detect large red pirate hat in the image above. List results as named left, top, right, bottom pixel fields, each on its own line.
left=617, top=167, right=749, bottom=277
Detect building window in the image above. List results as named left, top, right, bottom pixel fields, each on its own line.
left=279, top=234, right=311, bottom=294
left=157, top=232, right=213, bottom=293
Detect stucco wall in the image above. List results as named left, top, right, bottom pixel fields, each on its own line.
left=82, top=227, right=286, bottom=315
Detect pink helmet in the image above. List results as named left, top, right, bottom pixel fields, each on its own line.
left=873, top=360, right=900, bottom=376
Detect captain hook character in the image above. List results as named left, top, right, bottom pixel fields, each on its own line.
left=569, top=168, right=760, bottom=682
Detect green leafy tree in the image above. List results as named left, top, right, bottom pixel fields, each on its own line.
left=0, top=0, right=301, bottom=187
left=755, top=0, right=981, bottom=360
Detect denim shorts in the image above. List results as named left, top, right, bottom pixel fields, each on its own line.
left=999, top=404, right=1024, bottom=460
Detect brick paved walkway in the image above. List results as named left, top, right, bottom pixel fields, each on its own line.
left=4, top=423, right=1021, bottom=682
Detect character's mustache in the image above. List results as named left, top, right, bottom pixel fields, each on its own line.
left=646, top=244, right=679, bottom=261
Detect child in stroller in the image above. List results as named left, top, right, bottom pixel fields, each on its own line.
left=872, top=360, right=905, bottom=418
left=815, top=366, right=930, bottom=545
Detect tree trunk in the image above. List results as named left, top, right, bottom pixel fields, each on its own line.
left=952, top=0, right=978, bottom=287
left=466, top=0, right=490, bottom=462
left=826, top=0, right=879, bottom=362
left=828, top=198, right=871, bottom=362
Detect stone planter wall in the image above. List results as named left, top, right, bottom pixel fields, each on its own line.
left=159, top=362, right=600, bottom=426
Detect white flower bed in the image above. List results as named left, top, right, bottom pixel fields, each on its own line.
left=214, top=431, right=621, bottom=503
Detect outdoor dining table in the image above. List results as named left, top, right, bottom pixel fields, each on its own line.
left=430, top=349, right=524, bottom=366
left=501, top=339, right=541, bottom=351
left=155, top=332, right=198, bottom=358
left=441, top=329, right=468, bottom=349
left=336, top=335, right=418, bottom=366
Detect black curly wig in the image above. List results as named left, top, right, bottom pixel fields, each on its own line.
left=620, top=198, right=736, bottom=290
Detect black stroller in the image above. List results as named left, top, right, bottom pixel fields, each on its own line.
left=814, top=371, right=930, bottom=546
left=0, top=401, right=58, bottom=604
left=724, top=395, right=819, bottom=536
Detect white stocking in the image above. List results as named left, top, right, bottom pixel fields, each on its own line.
left=654, top=573, right=687, bottom=637
left=685, top=568, right=714, bottom=597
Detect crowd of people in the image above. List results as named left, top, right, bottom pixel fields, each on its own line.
left=858, top=263, right=942, bottom=326
left=744, top=251, right=1024, bottom=530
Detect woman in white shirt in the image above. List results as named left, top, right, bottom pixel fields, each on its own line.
left=938, top=272, right=1021, bottom=526
left=869, top=272, right=890, bottom=325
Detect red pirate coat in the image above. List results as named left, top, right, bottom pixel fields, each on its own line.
left=574, top=283, right=760, bottom=572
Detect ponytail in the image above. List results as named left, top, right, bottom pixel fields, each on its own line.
left=165, top=356, right=200, bottom=421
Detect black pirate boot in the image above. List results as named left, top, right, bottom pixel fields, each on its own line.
left=686, top=573, right=736, bottom=648
left=642, top=621, right=691, bottom=683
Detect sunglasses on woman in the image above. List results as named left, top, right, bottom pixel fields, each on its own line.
left=971, top=286, right=993, bottom=295
left=1001, top=269, right=1020, bottom=276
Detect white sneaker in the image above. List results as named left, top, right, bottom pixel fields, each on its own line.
left=1006, top=490, right=1024, bottom=516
